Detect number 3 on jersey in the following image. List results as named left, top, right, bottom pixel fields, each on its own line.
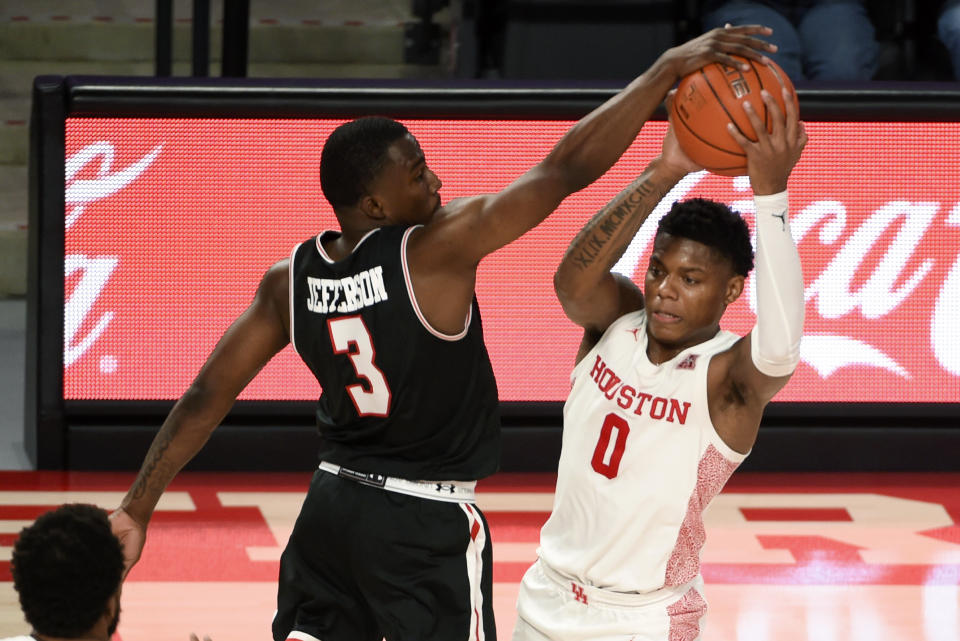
left=591, top=413, right=630, bottom=479
left=328, top=316, right=392, bottom=417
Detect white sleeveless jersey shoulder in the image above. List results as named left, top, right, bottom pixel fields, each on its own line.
left=539, top=309, right=746, bottom=594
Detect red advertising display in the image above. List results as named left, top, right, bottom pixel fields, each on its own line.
left=63, top=118, right=960, bottom=403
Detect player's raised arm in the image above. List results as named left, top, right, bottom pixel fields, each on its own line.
left=710, top=87, right=807, bottom=452
left=110, top=260, right=291, bottom=574
left=553, top=118, right=701, bottom=359
left=414, top=26, right=776, bottom=272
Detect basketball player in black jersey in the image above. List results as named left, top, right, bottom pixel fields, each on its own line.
left=109, top=27, right=777, bottom=641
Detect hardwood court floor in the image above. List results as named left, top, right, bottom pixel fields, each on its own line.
left=1, top=471, right=959, bottom=640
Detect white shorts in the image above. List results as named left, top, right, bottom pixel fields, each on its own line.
left=512, top=559, right=707, bottom=641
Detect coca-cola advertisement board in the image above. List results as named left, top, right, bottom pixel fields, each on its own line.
left=64, top=117, right=960, bottom=404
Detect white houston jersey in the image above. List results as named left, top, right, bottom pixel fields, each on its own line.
left=539, top=309, right=747, bottom=594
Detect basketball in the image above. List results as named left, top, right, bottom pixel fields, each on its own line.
left=671, top=55, right=798, bottom=177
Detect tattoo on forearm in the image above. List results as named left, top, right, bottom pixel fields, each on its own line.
left=130, top=425, right=178, bottom=500
left=566, top=173, right=670, bottom=271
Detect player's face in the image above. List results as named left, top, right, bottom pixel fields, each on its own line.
left=644, top=233, right=743, bottom=353
left=369, top=134, right=442, bottom=225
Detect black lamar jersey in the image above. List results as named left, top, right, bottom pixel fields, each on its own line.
left=289, top=225, right=501, bottom=480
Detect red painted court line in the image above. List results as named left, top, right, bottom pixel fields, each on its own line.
left=0, top=470, right=140, bottom=490
left=919, top=524, right=960, bottom=545
left=741, top=507, right=853, bottom=521
left=484, top=512, right=548, bottom=542
left=0, top=505, right=60, bottom=519
left=478, top=472, right=557, bottom=492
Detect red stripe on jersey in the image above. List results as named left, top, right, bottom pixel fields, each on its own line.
left=464, top=504, right=482, bottom=540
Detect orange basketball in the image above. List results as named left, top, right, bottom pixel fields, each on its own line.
left=671, top=55, right=798, bottom=177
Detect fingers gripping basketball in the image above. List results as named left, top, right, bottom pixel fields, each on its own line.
left=672, top=55, right=798, bottom=177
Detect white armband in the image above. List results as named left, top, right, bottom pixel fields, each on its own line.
left=750, top=191, right=804, bottom=377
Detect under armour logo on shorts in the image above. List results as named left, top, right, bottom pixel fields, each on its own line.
left=571, top=582, right=588, bottom=605
left=435, top=483, right=457, bottom=494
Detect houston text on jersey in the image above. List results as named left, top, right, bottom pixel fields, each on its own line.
left=589, top=355, right=692, bottom=424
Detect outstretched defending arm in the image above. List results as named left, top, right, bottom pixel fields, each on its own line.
left=110, top=261, right=291, bottom=574
left=414, top=26, right=777, bottom=271
left=409, top=29, right=777, bottom=335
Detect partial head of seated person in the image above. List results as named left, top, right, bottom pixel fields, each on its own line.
left=9, top=504, right=124, bottom=641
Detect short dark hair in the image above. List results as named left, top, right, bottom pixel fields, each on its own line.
left=12, top=504, right=124, bottom=638
left=320, top=116, right=411, bottom=209
left=655, top=198, right=754, bottom=276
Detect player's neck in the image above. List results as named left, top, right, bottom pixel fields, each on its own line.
left=645, top=325, right=720, bottom=364
left=646, top=341, right=682, bottom=365
left=322, top=227, right=379, bottom=261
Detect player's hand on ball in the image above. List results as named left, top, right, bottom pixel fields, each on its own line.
left=659, top=24, right=776, bottom=80
left=661, top=91, right=703, bottom=176
left=727, top=86, right=807, bottom=195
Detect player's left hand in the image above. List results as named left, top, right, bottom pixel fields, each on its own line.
left=727, top=87, right=807, bottom=195
left=661, top=90, right=703, bottom=177
left=659, top=24, right=776, bottom=80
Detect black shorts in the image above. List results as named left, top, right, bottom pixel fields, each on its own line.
left=272, top=468, right=496, bottom=641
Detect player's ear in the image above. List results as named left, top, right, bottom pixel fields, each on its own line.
left=724, top=274, right=744, bottom=306
left=359, top=194, right=388, bottom=222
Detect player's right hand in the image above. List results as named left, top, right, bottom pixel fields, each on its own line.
left=659, top=25, right=776, bottom=79
left=727, top=86, right=807, bottom=195
left=109, top=507, right=147, bottom=578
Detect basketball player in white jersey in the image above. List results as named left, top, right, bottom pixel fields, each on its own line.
left=512, top=87, right=807, bottom=641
